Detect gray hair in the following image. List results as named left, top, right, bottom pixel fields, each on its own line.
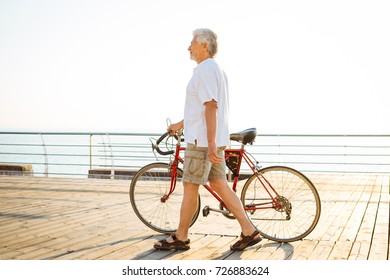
left=193, top=28, right=218, bottom=57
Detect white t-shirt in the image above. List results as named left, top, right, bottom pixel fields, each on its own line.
left=184, top=58, right=230, bottom=147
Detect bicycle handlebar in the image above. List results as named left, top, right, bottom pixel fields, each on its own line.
left=153, top=132, right=175, bottom=156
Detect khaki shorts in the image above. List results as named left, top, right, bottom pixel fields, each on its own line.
left=183, top=143, right=226, bottom=185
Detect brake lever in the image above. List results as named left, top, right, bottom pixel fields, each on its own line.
left=149, top=137, right=159, bottom=161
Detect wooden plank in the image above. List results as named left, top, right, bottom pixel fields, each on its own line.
left=339, top=202, right=368, bottom=242
left=368, top=176, right=389, bottom=260
left=349, top=241, right=371, bottom=260
left=245, top=241, right=294, bottom=260
left=195, top=235, right=238, bottom=260
left=44, top=229, right=148, bottom=260
left=93, top=233, right=156, bottom=260
left=290, top=240, right=318, bottom=260
left=137, top=234, right=206, bottom=260
left=225, top=240, right=264, bottom=260
left=328, top=240, right=353, bottom=260
left=307, top=240, right=334, bottom=260
left=166, top=234, right=222, bottom=260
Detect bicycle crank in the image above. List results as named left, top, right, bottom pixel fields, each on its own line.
left=202, top=206, right=231, bottom=217
left=219, top=203, right=236, bottom=219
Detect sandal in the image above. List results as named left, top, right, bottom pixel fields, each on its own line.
left=230, top=230, right=262, bottom=251
left=154, top=234, right=190, bottom=251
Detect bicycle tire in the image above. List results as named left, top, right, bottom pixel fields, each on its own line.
left=240, top=166, right=321, bottom=242
left=129, top=162, right=201, bottom=234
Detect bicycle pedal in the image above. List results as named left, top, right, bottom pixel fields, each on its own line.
left=202, top=206, right=210, bottom=217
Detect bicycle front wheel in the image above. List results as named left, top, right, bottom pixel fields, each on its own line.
left=241, top=166, right=321, bottom=242
left=129, top=162, right=201, bottom=234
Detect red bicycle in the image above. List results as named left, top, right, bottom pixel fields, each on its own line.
left=129, top=128, right=321, bottom=242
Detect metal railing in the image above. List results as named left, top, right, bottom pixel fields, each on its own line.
left=0, top=132, right=389, bottom=178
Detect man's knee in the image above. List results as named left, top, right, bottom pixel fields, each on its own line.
left=183, top=182, right=200, bottom=194
left=209, top=179, right=228, bottom=192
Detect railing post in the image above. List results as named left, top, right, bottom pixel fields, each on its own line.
left=89, top=134, right=93, bottom=170
left=107, top=134, right=114, bottom=179
left=40, top=134, right=48, bottom=177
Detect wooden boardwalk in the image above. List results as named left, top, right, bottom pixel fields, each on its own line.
left=0, top=173, right=389, bottom=260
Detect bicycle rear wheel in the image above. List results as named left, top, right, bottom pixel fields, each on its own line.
left=129, top=162, right=201, bottom=234
left=241, top=166, right=321, bottom=242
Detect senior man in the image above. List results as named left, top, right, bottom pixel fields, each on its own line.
left=154, top=28, right=261, bottom=251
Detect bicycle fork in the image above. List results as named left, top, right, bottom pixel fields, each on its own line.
left=160, top=161, right=179, bottom=203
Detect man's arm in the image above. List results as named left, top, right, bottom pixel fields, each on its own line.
left=204, top=99, right=222, bottom=164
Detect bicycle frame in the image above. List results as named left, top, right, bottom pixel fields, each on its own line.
left=161, top=133, right=283, bottom=212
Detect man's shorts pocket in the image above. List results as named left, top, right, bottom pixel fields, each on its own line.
left=183, top=149, right=206, bottom=178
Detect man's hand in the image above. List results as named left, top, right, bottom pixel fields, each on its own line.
left=208, top=142, right=222, bottom=164
left=167, top=120, right=184, bottom=135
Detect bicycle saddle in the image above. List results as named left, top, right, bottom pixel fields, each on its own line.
left=230, top=128, right=257, bottom=145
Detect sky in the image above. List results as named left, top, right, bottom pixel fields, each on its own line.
left=0, top=0, right=389, bottom=134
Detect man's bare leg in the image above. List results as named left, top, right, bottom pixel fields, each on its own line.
left=154, top=182, right=199, bottom=246
left=209, top=178, right=261, bottom=239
